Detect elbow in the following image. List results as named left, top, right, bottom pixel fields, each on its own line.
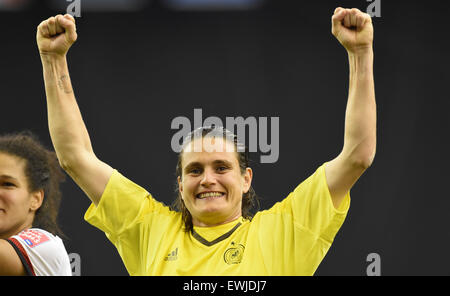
left=343, top=137, right=376, bottom=170
left=350, top=150, right=375, bottom=170
left=58, top=157, right=72, bottom=172
left=56, top=149, right=90, bottom=174
left=57, top=154, right=76, bottom=173
left=354, top=156, right=374, bottom=170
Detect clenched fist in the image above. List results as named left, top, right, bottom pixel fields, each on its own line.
left=37, top=14, right=77, bottom=57
left=332, top=7, right=373, bottom=54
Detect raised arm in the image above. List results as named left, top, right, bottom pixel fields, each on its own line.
left=37, top=14, right=113, bottom=206
left=325, top=8, right=377, bottom=208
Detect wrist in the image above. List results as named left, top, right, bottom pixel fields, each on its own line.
left=348, top=48, right=373, bottom=76
left=40, top=52, right=67, bottom=65
left=347, top=46, right=373, bottom=59
left=40, top=53, right=69, bottom=75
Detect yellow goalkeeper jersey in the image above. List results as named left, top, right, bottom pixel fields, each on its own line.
left=84, top=163, right=350, bottom=275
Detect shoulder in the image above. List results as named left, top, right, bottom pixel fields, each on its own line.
left=13, top=228, right=54, bottom=248
left=94, top=169, right=175, bottom=216
left=253, top=163, right=349, bottom=225
left=101, top=169, right=153, bottom=203
left=10, top=228, right=72, bottom=276
left=259, top=164, right=329, bottom=215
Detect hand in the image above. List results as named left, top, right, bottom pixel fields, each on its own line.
left=37, top=14, right=77, bottom=57
left=331, top=7, right=373, bottom=54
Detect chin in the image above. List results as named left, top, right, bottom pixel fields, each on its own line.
left=196, top=206, right=231, bottom=220
left=199, top=206, right=227, bottom=216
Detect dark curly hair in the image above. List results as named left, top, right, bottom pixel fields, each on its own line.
left=0, top=131, right=65, bottom=238
left=172, top=126, right=259, bottom=233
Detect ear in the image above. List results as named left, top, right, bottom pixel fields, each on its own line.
left=177, top=176, right=184, bottom=199
left=242, top=167, right=253, bottom=194
left=30, top=189, right=44, bottom=212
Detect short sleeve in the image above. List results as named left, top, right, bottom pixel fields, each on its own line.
left=83, top=169, right=178, bottom=275
left=84, top=169, right=165, bottom=242
left=8, top=229, right=72, bottom=276
left=253, top=163, right=350, bottom=275
left=294, top=163, right=350, bottom=241
left=269, top=163, right=350, bottom=242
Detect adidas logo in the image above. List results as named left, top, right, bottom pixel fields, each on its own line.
left=164, top=248, right=178, bottom=261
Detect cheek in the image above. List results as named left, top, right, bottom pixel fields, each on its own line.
left=0, top=191, right=14, bottom=207
left=0, top=190, right=30, bottom=210
left=228, top=174, right=246, bottom=190
left=180, top=179, right=196, bottom=200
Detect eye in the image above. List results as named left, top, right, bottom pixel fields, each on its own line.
left=189, top=168, right=202, bottom=174
left=2, top=182, right=16, bottom=188
left=216, top=166, right=228, bottom=172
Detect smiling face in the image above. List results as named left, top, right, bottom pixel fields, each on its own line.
left=0, top=152, right=43, bottom=239
left=178, top=137, right=252, bottom=227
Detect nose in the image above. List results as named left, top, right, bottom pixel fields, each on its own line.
left=200, top=167, right=216, bottom=187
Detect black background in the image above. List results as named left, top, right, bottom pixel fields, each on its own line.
left=1, top=0, right=449, bottom=275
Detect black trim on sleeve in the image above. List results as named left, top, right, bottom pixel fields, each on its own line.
left=6, top=239, right=35, bottom=276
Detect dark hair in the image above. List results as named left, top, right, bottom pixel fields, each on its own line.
left=172, top=126, right=259, bottom=233
left=0, top=131, right=65, bottom=238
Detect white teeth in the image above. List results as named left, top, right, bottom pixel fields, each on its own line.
left=197, top=192, right=224, bottom=199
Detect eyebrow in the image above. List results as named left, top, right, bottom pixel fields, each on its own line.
left=0, top=174, right=19, bottom=181
left=184, top=160, right=234, bottom=172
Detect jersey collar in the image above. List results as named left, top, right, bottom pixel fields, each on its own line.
left=191, top=218, right=243, bottom=247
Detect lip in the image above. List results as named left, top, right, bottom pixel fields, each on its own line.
left=196, top=191, right=226, bottom=199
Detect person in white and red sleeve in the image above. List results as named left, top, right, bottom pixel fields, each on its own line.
left=0, top=132, right=71, bottom=276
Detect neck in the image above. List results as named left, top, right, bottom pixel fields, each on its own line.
left=192, top=213, right=242, bottom=228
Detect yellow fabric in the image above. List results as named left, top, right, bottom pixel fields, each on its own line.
left=84, top=164, right=350, bottom=275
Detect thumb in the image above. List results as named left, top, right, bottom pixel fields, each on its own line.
left=57, top=14, right=77, bottom=43
left=63, top=13, right=76, bottom=24
left=332, top=8, right=346, bottom=24
left=331, top=8, right=346, bottom=36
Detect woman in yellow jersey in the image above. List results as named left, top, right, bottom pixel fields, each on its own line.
left=37, top=8, right=376, bottom=275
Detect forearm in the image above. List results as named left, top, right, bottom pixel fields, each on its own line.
left=342, top=49, right=376, bottom=167
left=41, top=54, right=94, bottom=166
